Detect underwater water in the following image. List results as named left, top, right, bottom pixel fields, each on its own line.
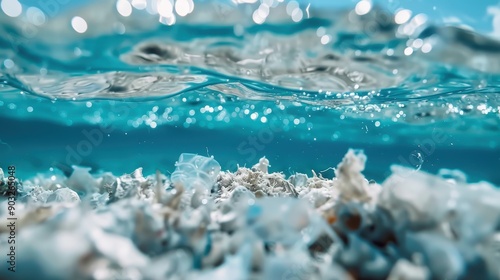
left=0, top=0, right=498, bottom=183
left=0, top=0, right=500, bottom=279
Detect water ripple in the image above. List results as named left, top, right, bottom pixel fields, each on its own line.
left=0, top=0, right=499, bottom=144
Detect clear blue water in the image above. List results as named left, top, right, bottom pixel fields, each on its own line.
left=1, top=1, right=500, bottom=280
left=0, top=0, right=499, bottom=184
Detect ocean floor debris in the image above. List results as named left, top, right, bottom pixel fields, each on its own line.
left=0, top=150, right=499, bottom=279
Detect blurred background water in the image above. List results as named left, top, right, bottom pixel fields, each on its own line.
left=0, top=0, right=499, bottom=184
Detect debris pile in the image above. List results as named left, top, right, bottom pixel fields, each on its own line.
left=0, top=149, right=499, bottom=280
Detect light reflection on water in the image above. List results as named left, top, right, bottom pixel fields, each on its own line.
left=0, top=0, right=498, bottom=178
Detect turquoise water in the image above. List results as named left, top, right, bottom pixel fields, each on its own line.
left=0, top=0, right=499, bottom=184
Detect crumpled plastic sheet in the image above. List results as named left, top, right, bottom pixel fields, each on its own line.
left=170, top=153, right=221, bottom=192
left=0, top=149, right=499, bottom=280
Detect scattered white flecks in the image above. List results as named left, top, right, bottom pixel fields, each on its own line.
left=404, top=47, right=413, bottom=56
left=131, top=0, right=147, bottom=10
left=395, top=9, right=412, bottom=24
left=1, top=0, right=22, bottom=17
left=26, top=7, right=46, bottom=26
left=421, top=42, right=432, bottom=53
left=320, top=35, right=330, bottom=44
left=71, top=16, right=88, bottom=33
left=117, top=0, right=133, bottom=17
left=3, top=59, right=14, bottom=68
left=355, top=0, right=371, bottom=16
left=175, top=0, right=194, bottom=17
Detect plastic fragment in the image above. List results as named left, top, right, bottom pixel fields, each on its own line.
left=170, top=153, right=221, bottom=191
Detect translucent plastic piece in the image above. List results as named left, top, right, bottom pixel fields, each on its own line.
left=335, top=233, right=392, bottom=279
left=170, top=153, right=221, bottom=191
left=380, top=166, right=500, bottom=243
left=46, top=188, right=81, bottom=204
left=379, top=166, right=457, bottom=228
left=65, top=166, right=98, bottom=195
left=403, top=232, right=465, bottom=280
left=246, top=197, right=334, bottom=247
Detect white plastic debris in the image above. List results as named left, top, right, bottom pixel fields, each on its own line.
left=1, top=150, right=499, bottom=280
left=335, top=149, right=375, bottom=202
left=380, top=166, right=500, bottom=243
left=46, top=188, right=80, bottom=204
left=403, top=232, right=465, bottom=280
left=289, top=173, right=308, bottom=188
left=378, top=165, right=454, bottom=227
left=89, top=228, right=149, bottom=268
left=252, top=157, right=270, bottom=173
left=479, top=232, right=500, bottom=280
left=217, top=162, right=297, bottom=197
left=66, top=165, right=98, bottom=194
left=387, top=259, right=430, bottom=280
left=246, top=197, right=334, bottom=247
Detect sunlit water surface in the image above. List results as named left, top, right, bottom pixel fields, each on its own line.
left=0, top=0, right=499, bottom=184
